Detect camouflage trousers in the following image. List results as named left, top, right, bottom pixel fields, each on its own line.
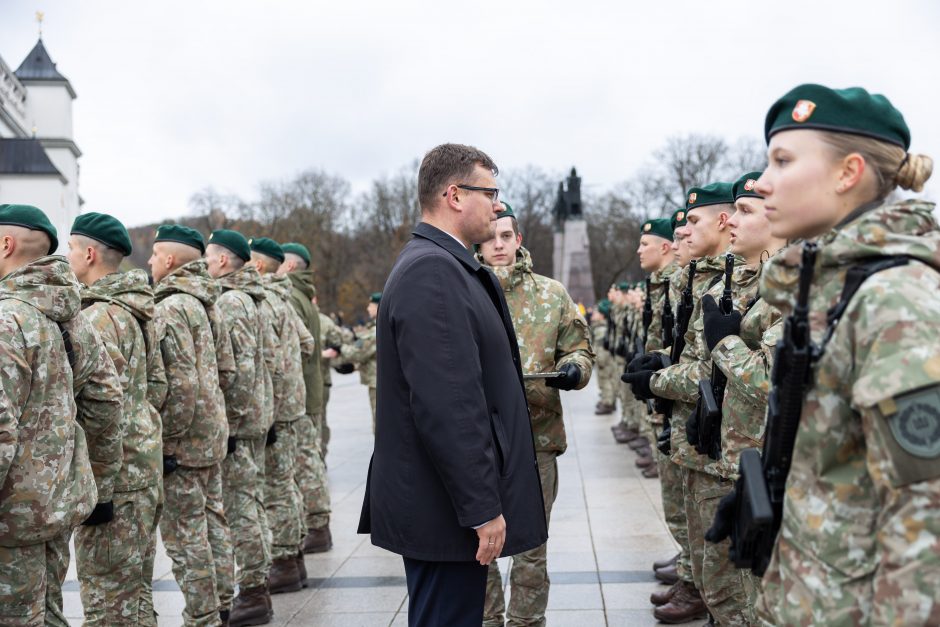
left=614, top=358, right=641, bottom=431
left=294, top=414, right=331, bottom=530
left=683, top=468, right=756, bottom=626
left=0, top=530, right=70, bottom=626
left=75, top=483, right=163, bottom=626
left=223, top=438, right=271, bottom=589
left=595, top=349, right=617, bottom=406
left=161, top=463, right=233, bottom=626
left=656, top=440, right=693, bottom=584
left=321, top=384, right=332, bottom=460
left=265, top=419, right=304, bottom=560
left=483, top=452, right=559, bottom=627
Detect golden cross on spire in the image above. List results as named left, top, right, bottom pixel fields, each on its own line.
left=36, top=11, right=44, bottom=38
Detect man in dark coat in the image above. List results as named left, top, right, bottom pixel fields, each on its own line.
left=358, top=144, right=548, bottom=626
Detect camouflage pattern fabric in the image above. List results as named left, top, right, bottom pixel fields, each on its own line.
left=161, top=465, right=225, bottom=626
left=75, top=484, right=162, bottom=625
left=319, top=312, right=345, bottom=455
left=658, top=449, right=694, bottom=584
left=264, top=273, right=316, bottom=423
left=757, top=200, right=940, bottom=626
left=485, top=247, right=594, bottom=453
left=484, top=451, right=559, bottom=627
left=76, top=269, right=166, bottom=624
left=287, top=271, right=324, bottom=417
left=265, top=419, right=304, bottom=560
left=591, top=319, right=616, bottom=407
left=612, top=304, right=640, bottom=431
left=223, top=438, right=271, bottom=589
left=154, top=260, right=232, bottom=620
left=0, top=531, right=69, bottom=626
left=340, top=321, right=376, bottom=388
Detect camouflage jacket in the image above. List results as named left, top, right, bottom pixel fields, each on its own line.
left=320, top=312, right=344, bottom=387
left=0, top=257, right=123, bottom=546
left=81, top=269, right=164, bottom=493
left=757, top=200, right=940, bottom=626
left=690, top=262, right=765, bottom=477
left=287, top=271, right=324, bottom=416
left=340, top=321, right=377, bottom=388
left=648, top=255, right=731, bottom=472
left=487, top=247, right=594, bottom=453
left=217, top=265, right=273, bottom=439
left=264, top=273, right=316, bottom=422
left=646, top=261, right=679, bottom=353
left=154, top=260, right=229, bottom=466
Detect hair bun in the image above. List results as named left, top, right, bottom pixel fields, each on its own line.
left=896, top=153, right=933, bottom=192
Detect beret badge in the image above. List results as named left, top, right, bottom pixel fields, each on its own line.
left=792, top=99, right=816, bottom=123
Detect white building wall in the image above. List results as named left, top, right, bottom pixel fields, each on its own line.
left=24, top=84, right=73, bottom=139
left=0, top=176, right=70, bottom=250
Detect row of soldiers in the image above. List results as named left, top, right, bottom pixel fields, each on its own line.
left=609, top=83, right=939, bottom=625
left=0, top=205, right=344, bottom=627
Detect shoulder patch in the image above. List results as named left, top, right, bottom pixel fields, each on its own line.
left=887, top=386, right=940, bottom=458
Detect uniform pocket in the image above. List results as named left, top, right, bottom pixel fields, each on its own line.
left=490, top=412, right=510, bottom=477
left=75, top=498, right=137, bottom=576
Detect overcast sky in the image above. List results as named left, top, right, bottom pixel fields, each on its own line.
left=2, top=0, right=938, bottom=227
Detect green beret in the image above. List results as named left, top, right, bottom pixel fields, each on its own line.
left=0, top=204, right=58, bottom=254
left=154, top=224, right=205, bottom=254
left=617, top=281, right=630, bottom=291
left=496, top=202, right=515, bottom=220
left=641, top=218, right=673, bottom=242
left=597, top=299, right=611, bottom=315
left=71, top=212, right=132, bottom=256
left=248, top=237, right=284, bottom=263
left=670, top=208, right=687, bottom=231
left=765, top=83, right=910, bottom=150
left=369, top=292, right=382, bottom=304
left=281, top=242, right=311, bottom=265
left=686, top=182, right=734, bottom=212
left=208, top=229, right=251, bottom=262
left=732, top=172, right=764, bottom=201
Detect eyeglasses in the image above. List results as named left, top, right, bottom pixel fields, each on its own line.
left=443, top=184, right=500, bottom=205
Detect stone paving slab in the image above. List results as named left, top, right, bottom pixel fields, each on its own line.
left=62, top=374, right=704, bottom=626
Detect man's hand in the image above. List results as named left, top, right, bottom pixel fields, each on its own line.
left=322, top=348, right=339, bottom=359
left=545, top=363, right=581, bottom=391
left=621, top=370, right=656, bottom=401
left=702, top=294, right=742, bottom=352
left=628, top=352, right=669, bottom=374
left=475, top=515, right=506, bottom=565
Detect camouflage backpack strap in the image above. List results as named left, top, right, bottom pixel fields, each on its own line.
left=815, top=255, right=913, bottom=360
left=56, top=321, right=77, bottom=370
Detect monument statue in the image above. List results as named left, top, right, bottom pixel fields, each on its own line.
left=552, top=168, right=595, bottom=308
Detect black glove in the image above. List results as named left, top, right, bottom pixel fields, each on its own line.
left=657, top=424, right=672, bottom=455
left=628, top=352, right=669, bottom=374
left=163, top=454, right=179, bottom=476
left=333, top=363, right=355, bottom=375
left=685, top=412, right=700, bottom=447
left=227, top=436, right=237, bottom=456
left=621, top=370, right=656, bottom=401
left=702, top=294, right=743, bottom=352
left=266, top=424, right=278, bottom=447
left=82, top=501, right=114, bottom=526
left=602, top=338, right=610, bottom=351
left=615, top=338, right=627, bottom=358
left=705, top=491, right=738, bottom=543
left=545, top=363, right=581, bottom=391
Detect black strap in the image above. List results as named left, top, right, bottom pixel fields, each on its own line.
left=708, top=274, right=723, bottom=289
left=56, top=321, right=76, bottom=370
left=816, top=256, right=912, bottom=358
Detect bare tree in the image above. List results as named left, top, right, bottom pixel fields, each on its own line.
left=500, top=165, right=557, bottom=275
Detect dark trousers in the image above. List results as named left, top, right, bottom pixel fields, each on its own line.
left=403, top=557, right=487, bottom=627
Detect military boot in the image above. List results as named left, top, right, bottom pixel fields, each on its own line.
left=596, top=403, right=615, bottom=415
left=268, top=557, right=303, bottom=594
left=614, top=428, right=640, bottom=444
left=652, top=553, right=679, bottom=571
left=220, top=609, right=230, bottom=627
left=230, top=585, right=273, bottom=626
left=628, top=436, right=650, bottom=450
left=642, top=465, right=660, bottom=478
left=296, top=550, right=309, bottom=589
left=303, top=525, right=333, bottom=553
left=653, top=581, right=707, bottom=624
left=635, top=453, right=656, bottom=469
left=655, top=563, right=679, bottom=584
left=651, top=580, right=681, bottom=606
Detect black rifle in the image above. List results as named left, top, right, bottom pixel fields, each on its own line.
left=730, top=243, right=817, bottom=576
left=603, top=310, right=613, bottom=351
left=695, top=254, right=736, bottom=459
left=657, top=261, right=697, bottom=455
left=639, top=278, right=655, bottom=413
left=661, top=279, right=674, bottom=349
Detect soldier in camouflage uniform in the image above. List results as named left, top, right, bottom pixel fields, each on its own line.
left=205, top=229, right=276, bottom=626
left=590, top=300, right=616, bottom=414
left=319, top=309, right=345, bottom=456
left=249, top=237, right=316, bottom=594
left=0, top=205, right=123, bottom=627
left=625, top=184, right=738, bottom=623
left=150, top=225, right=233, bottom=627
left=67, top=213, right=167, bottom=626
left=337, top=294, right=379, bottom=429
left=738, top=85, right=939, bottom=625
left=610, top=284, right=639, bottom=442
left=478, top=205, right=595, bottom=627
left=278, top=243, right=333, bottom=555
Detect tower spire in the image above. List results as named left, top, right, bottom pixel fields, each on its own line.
left=36, top=10, right=44, bottom=39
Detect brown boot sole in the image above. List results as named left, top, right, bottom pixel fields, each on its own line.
left=230, top=610, right=273, bottom=627
left=303, top=542, right=333, bottom=554
left=269, top=579, right=303, bottom=595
